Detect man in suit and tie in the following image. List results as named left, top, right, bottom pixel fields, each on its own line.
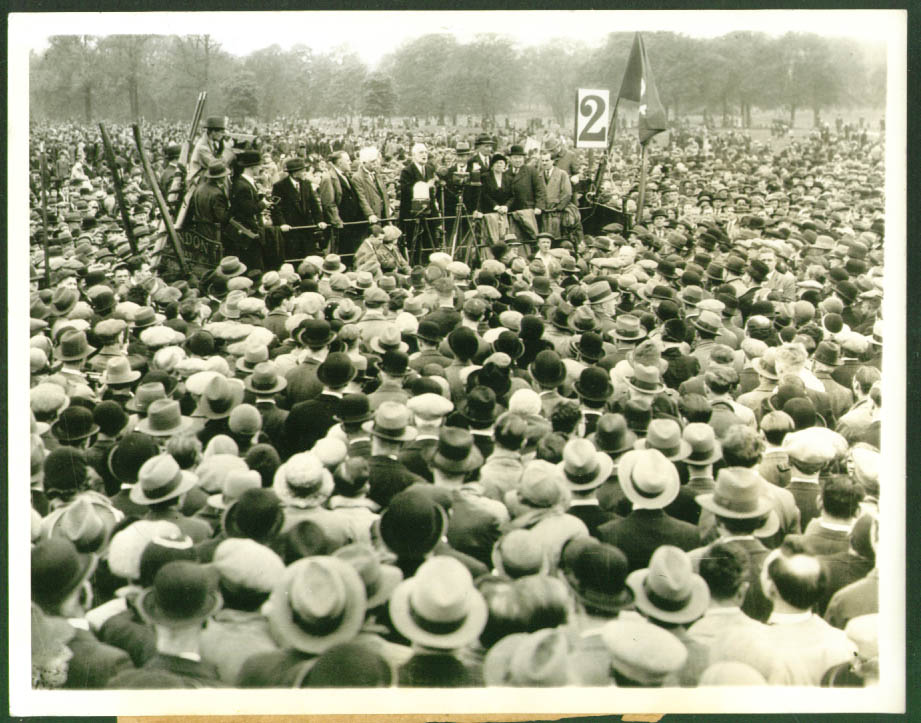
left=318, top=151, right=365, bottom=260
left=539, top=150, right=572, bottom=240
left=352, top=147, right=391, bottom=226
left=271, top=157, right=327, bottom=261
left=398, top=143, right=440, bottom=262
left=505, top=144, right=547, bottom=247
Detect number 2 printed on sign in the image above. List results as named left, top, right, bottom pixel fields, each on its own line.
left=574, top=88, right=609, bottom=149
left=579, top=95, right=606, bottom=143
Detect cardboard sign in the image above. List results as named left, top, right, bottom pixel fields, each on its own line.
left=575, top=88, right=610, bottom=149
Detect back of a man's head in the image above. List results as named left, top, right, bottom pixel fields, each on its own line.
left=854, top=366, right=881, bottom=395
left=821, top=475, right=863, bottom=521
left=699, top=542, right=748, bottom=603
left=721, top=425, right=764, bottom=468
left=766, top=540, right=825, bottom=611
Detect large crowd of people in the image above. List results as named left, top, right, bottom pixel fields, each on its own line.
left=27, top=112, right=886, bottom=690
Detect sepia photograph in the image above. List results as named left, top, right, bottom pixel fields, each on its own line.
left=8, top=8, right=906, bottom=716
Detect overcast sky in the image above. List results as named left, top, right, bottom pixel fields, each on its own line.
left=18, top=10, right=895, bottom=66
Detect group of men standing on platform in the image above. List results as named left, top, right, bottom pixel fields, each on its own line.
left=180, top=115, right=583, bottom=275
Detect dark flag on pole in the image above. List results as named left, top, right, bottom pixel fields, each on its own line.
left=618, top=33, right=667, bottom=145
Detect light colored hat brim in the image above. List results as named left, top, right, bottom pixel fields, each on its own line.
left=695, top=491, right=775, bottom=522
left=135, top=416, right=195, bottom=438
left=268, top=557, right=367, bottom=654
left=626, top=568, right=710, bottom=625
left=129, top=470, right=198, bottom=506
left=618, top=450, right=680, bottom=510
left=559, top=451, right=614, bottom=491
left=388, top=576, right=488, bottom=650
left=634, top=437, right=693, bottom=462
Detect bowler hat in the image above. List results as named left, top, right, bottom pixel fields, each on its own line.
left=379, top=487, right=446, bottom=559
left=31, top=537, right=96, bottom=610
left=296, top=318, right=335, bottom=348
left=51, top=405, right=100, bottom=443
left=564, top=541, right=633, bottom=615
left=334, top=393, right=373, bottom=424
left=316, top=352, right=357, bottom=388
left=572, top=332, right=605, bottom=362
left=575, top=366, right=612, bottom=402
left=626, top=545, right=710, bottom=625
left=529, top=349, right=566, bottom=387
left=137, top=561, right=222, bottom=627
left=508, top=144, right=526, bottom=157
left=108, top=432, right=159, bottom=484
left=379, top=350, right=410, bottom=377
left=222, top=488, right=285, bottom=542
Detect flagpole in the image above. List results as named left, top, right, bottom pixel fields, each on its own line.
left=636, top=142, right=650, bottom=223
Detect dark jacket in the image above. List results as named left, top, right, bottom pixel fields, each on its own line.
left=64, top=627, right=135, bottom=689
left=505, top=164, right=547, bottom=213
left=398, top=161, right=437, bottom=222
left=596, top=508, right=701, bottom=572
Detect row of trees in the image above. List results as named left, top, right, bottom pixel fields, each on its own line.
left=30, top=31, right=886, bottom=128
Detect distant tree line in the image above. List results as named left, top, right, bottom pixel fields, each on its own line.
left=29, top=31, right=886, bottom=128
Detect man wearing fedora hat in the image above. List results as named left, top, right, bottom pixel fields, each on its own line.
left=188, top=162, right=231, bottom=242
left=558, top=438, right=615, bottom=536
left=692, top=466, right=781, bottom=622
left=107, top=561, right=224, bottom=688
left=131, top=454, right=211, bottom=543
left=810, top=341, right=854, bottom=425
left=271, top=156, right=327, bottom=260
left=389, top=556, right=488, bottom=687
left=596, top=449, right=700, bottom=572
left=362, top=402, right=426, bottom=508
left=626, top=545, right=711, bottom=685
left=245, top=362, right=288, bottom=451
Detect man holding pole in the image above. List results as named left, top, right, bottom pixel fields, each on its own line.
left=271, top=157, right=327, bottom=261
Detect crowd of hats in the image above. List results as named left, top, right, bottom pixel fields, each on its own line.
left=26, top=120, right=886, bottom=691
